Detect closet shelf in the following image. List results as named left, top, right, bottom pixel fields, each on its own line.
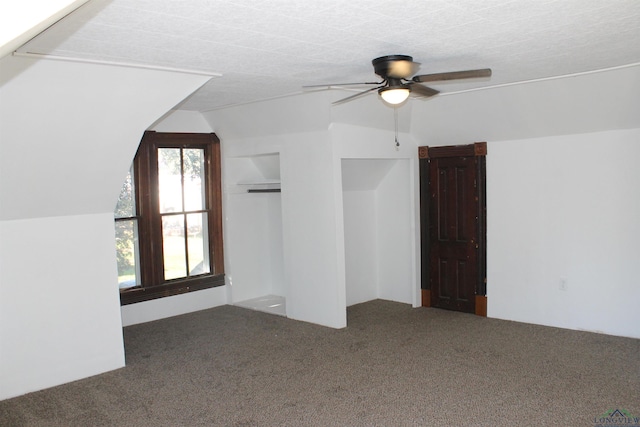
left=236, top=180, right=280, bottom=186
left=235, top=180, right=281, bottom=193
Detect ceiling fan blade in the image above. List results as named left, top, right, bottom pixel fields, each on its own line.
left=332, top=86, right=382, bottom=105
left=303, top=81, right=383, bottom=90
left=412, top=68, right=492, bottom=83
left=409, top=83, right=440, bottom=98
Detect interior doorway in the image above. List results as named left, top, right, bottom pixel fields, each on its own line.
left=419, top=143, right=487, bottom=316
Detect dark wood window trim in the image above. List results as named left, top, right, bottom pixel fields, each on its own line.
left=120, top=131, right=225, bottom=305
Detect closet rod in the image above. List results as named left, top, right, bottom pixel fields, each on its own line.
left=247, top=189, right=281, bottom=193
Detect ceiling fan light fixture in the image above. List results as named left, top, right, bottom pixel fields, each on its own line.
left=379, top=86, right=410, bottom=105
left=323, top=55, right=491, bottom=106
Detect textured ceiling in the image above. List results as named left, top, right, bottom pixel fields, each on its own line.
left=16, top=0, right=640, bottom=111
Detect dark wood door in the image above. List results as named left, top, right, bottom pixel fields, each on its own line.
left=419, top=143, right=487, bottom=315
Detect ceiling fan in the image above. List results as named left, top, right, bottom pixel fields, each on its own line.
left=305, top=55, right=492, bottom=106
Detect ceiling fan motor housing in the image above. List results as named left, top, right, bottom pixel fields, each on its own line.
left=372, top=55, right=414, bottom=79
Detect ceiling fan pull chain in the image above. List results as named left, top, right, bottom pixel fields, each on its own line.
left=394, top=107, right=400, bottom=149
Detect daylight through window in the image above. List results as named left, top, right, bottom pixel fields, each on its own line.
left=114, top=132, right=224, bottom=305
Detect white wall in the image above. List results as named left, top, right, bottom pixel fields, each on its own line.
left=281, top=133, right=346, bottom=327
left=0, top=213, right=122, bottom=400
left=223, top=188, right=284, bottom=302
left=342, top=188, right=377, bottom=306
left=376, top=159, right=414, bottom=304
left=120, top=287, right=228, bottom=327
left=149, top=109, right=214, bottom=133
left=224, top=192, right=279, bottom=302
left=487, top=128, right=640, bottom=339
left=0, top=55, right=211, bottom=399
left=267, top=194, right=285, bottom=297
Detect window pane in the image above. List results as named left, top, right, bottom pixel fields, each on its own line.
left=183, top=148, right=205, bottom=212
left=158, top=148, right=183, bottom=213
left=162, top=214, right=187, bottom=280
left=115, top=166, right=135, bottom=219
left=187, top=213, right=210, bottom=276
left=115, top=219, right=139, bottom=289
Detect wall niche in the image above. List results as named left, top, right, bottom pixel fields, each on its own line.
left=225, top=153, right=286, bottom=316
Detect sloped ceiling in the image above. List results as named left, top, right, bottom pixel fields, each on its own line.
left=0, top=0, right=89, bottom=58
left=10, top=0, right=640, bottom=112
left=410, top=63, right=640, bottom=145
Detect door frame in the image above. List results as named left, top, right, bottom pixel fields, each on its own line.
left=418, top=142, right=487, bottom=316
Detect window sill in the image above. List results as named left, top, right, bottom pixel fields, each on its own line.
left=119, top=274, right=225, bottom=305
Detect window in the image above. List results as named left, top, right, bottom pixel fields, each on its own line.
left=114, top=131, right=224, bottom=305
left=114, top=165, right=141, bottom=290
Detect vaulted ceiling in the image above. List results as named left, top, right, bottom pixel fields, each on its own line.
left=15, top=0, right=640, bottom=111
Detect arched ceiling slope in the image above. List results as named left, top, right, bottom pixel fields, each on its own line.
left=0, top=56, right=211, bottom=221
